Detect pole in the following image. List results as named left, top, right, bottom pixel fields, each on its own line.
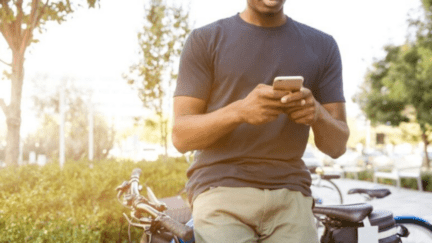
left=59, top=86, right=65, bottom=169
left=88, top=99, right=94, bottom=161
left=366, top=119, right=371, bottom=151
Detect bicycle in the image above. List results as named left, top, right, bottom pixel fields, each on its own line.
left=309, top=167, right=344, bottom=232
left=117, top=168, right=424, bottom=243
left=116, top=168, right=194, bottom=243
left=310, top=167, right=344, bottom=206
left=346, top=187, right=432, bottom=243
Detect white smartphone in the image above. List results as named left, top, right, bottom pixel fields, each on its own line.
left=273, top=76, right=304, bottom=91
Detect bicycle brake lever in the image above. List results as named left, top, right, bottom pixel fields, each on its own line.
left=146, top=186, right=167, bottom=211
left=116, top=181, right=130, bottom=192
left=123, top=213, right=151, bottom=229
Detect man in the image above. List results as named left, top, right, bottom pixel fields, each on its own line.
left=172, top=0, right=349, bottom=242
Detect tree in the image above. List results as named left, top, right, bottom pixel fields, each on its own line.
left=124, top=0, right=190, bottom=159
left=0, top=0, right=99, bottom=166
left=25, top=79, right=114, bottom=161
left=354, top=38, right=432, bottom=169
left=354, top=45, right=410, bottom=127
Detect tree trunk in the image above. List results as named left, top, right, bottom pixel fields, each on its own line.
left=422, top=132, right=430, bottom=170
left=162, top=119, right=168, bottom=158
left=4, top=51, right=25, bottom=167
left=158, top=96, right=168, bottom=161
left=159, top=113, right=168, bottom=162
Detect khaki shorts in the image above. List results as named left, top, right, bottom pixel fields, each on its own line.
left=192, top=187, right=319, bottom=243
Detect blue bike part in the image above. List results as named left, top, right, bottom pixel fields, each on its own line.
left=173, top=218, right=194, bottom=243
left=394, top=216, right=432, bottom=231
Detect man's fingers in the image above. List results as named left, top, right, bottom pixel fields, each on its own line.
left=300, top=99, right=306, bottom=106
left=281, top=98, right=308, bottom=107
left=289, top=106, right=316, bottom=119
left=280, top=90, right=308, bottom=103
left=273, top=90, right=292, bottom=99
left=292, top=113, right=315, bottom=126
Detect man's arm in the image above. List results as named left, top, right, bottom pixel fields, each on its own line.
left=172, top=96, right=243, bottom=153
left=172, top=84, right=290, bottom=153
left=281, top=88, right=349, bottom=158
left=311, top=102, right=349, bottom=158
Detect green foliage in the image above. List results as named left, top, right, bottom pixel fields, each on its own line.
left=354, top=0, right=432, bottom=168
left=422, top=0, right=432, bottom=17
left=0, top=158, right=189, bottom=242
left=346, top=169, right=432, bottom=191
left=358, top=170, right=374, bottom=182
left=354, top=45, right=410, bottom=127
left=343, top=170, right=374, bottom=182
left=421, top=172, right=432, bottom=191
left=0, top=0, right=98, bottom=39
left=375, top=178, right=398, bottom=186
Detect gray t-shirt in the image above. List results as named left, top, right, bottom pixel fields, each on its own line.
left=174, top=14, right=345, bottom=204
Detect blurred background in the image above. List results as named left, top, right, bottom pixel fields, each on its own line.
left=1, top=0, right=430, bottom=168
left=1, top=0, right=432, bottom=242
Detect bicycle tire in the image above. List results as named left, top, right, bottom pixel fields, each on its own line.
left=395, top=216, right=432, bottom=243
left=311, top=178, right=343, bottom=206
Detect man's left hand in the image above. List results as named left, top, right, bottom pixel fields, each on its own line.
left=280, top=87, right=321, bottom=126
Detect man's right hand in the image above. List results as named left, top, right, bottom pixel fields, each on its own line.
left=173, top=84, right=290, bottom=152
left=235, top=84, right=290, bottom=125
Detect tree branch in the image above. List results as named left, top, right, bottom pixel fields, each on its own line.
left=0, top=59, right=11, bottom=67
left=0, top=0, right=15, bottom=51
left=28, top=0, right=40, bottom=27
left=0, top=24, right=13, bottom=50
left=21, top=0, right=49, bottom=51
left=34, top=0, right=49, bottom=29
left=20, top=0, right=38, bottom=52
left=15, top=0, right=24, bottom=38
left=0, top=98, right=8, bottom=116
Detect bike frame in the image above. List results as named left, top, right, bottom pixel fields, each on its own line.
left=118, top=169, right=432, bottom=243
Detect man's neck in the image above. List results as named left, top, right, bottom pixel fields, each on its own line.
left=239, top=8, right=286, bottom=27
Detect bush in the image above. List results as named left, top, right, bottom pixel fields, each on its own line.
left=421, top=172, right=432, bottom=191
left=343, top=170, right=373, bottom=181
left=358, top=170, right=373, bottom=182
left=349, top=168, right=432, bottom=192
left=0, top=158, right=189, bottom=242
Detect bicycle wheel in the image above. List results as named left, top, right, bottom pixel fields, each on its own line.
left=395, top=216, right=432, bottom=243
left=311, top=178, right=343, bottom=206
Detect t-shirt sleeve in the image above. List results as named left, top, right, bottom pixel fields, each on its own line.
left=174, top=29, right=213, bottom=101
left=314, top=36, right=345, bottom=104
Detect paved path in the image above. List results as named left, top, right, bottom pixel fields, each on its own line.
left=331, top=178, right=432, bottom=222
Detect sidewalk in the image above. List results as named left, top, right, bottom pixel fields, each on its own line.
left=331, top=178, right=432, bottom=222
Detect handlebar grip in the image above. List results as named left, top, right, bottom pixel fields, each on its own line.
left=131, top=168, right=142, bottom=178
left=158, top=215, right=194, bottom=241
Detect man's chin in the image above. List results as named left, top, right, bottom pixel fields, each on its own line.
left=262, top=0, right=284, bottom=8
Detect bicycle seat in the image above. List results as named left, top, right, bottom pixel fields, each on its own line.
left=321, top=174, right=341, bottom=180
left=313, top=203, right=373, bottom=223
left=347, top=188, right=391, bottom=199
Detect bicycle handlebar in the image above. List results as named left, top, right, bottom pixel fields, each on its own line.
left=157, top=214, right=194, bottom=241
left=130, top=168, right=142, bottom=196
left=119, top=168, right=194, bottom=242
